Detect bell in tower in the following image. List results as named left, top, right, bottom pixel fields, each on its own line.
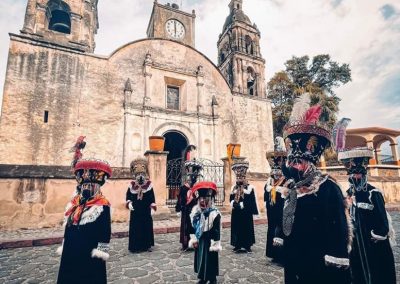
left=22, top=0, right=99, bottom=53
left=47, top=0, right=72, bottom=34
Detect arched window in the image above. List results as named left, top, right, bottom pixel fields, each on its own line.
left=47, top=0, right=71, bottom=34
left=245, top=35, right=254, bottom=55
left=220, top=52, right=225, bottom=63
left=247, top=67, right=256, bottom=96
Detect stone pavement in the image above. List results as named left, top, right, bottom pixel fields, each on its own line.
left=0, top=215, right=267, bottom=249
left=0, top=212, right=399, bottom=284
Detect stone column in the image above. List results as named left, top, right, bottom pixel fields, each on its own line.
left=390, top=142, right=400, bottom=166
left=221, top=156, right=246, bottom=207
left=366, top=140, right=378, bottom=176
left=145, top=151, right=170, bottom=214
left=221, top=157, right=233, bottom=207
left=22, top=0, right=36, bottom=33
left=196, top=65, right=204, bottom=113
left=366, top=140, right=377, bottom=165
left=319, top=155, right=327, bottom=173
left=143, top=53, right=153, bottom=105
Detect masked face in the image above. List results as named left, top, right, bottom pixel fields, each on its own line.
left=236, top=174, right=246, bottom=185
left=135, top=173, right=146, bottom=185
left=199, top=196, right=212, bottom=210
left=343, top=157, right=369, bottom=176
left=283, top=158, right=313, bottom=182
left=80, top=183, right=100, bottom=200
left=285, top=134, right=328, bottom=165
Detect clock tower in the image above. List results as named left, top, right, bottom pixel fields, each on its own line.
left=147, top=1, right=196, bottom=47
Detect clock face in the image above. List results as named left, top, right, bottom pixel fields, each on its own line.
left=165, top=19, right=185, bottom=40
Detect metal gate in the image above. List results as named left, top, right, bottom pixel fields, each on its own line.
left=166, top=158, right=225, bottom=208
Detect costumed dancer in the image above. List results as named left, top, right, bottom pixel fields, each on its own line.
left=264, top=136, right=287, bottom=262
left=126, top=157, right=157, bottom=253
left=281, top=93, right=352, bottom=284
left=230, top=160, right=259, bottom=253
left=175, top=145, right=203, bottom=251
left=57, top=157, right=112, bottom=284
left=334, top=118, right=396, bottom=284
left=189, top=181, right=222, bottom=284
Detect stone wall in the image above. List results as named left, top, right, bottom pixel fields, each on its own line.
left=0, top=36, right=273, bottom=173
left=0, top=163, right=399, bottom=230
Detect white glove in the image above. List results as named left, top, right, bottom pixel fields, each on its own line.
left=177, top=212, right=181, bottom=218
left=240, top=202, right=244, bottom=209
left=128, top=202, right=134, bottom=211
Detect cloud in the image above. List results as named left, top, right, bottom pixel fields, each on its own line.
left=0, top=0, right=399, bottom=135
left=380, top=4, right=397, bottom=20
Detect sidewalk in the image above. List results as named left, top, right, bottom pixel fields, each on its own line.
left=0, top=214, right=267, bottom=250
left=1, top=203, right=399, bottom=250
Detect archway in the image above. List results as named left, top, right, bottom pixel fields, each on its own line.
left=164, top=131, right=189, bottom=206
left=163, top=131, right=188, bottom=161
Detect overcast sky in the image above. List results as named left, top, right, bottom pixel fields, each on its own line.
left=0, top=0, right=399, bottom=136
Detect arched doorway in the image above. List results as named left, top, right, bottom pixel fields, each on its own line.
left=163, top=131, right=188, bottom=161
left=164, top=131, right=188, bottom=206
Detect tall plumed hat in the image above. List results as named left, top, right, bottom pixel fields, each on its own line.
left=266, top=136, right=287, bottom=169
left=191, top=181, right=217, bottom=198
left=283, top=93, right=331, bottom=163
left=231, top=159, right=249, bottom=176
left=184, top=145, right=203, bottom=173
left=130, top=157, right=149, bottom=177
left=333, top=118, right=374, bottom=162
left=74, top=159, right=112, bottom=186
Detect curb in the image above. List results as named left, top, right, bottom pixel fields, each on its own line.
left=0, top=219, right=268, bottom=250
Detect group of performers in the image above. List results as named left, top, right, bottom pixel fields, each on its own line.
left=56, top=93, right=396, bottom=284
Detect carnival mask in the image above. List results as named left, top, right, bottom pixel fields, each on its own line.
left=285, top=134, right=328, bottom=165
left=199, top=196, right=212, bottom=210
left=342, top=157, right=369, bottom=176
left=80, top=182, right=101, bottom=200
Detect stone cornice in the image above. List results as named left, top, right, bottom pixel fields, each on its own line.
left=125, top=105, right=219, bottom=121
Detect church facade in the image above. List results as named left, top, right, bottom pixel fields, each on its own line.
left=0, top=0, right=273, bottom=173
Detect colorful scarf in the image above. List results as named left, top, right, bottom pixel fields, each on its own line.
left=65, top=194, right=110, bottom=225
left=192, top=207, right=217, bottom=240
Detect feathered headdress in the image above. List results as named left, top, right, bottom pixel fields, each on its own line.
left=332, top=118, right=351, bottom=152
left=335, top=118, right=374, bottom=161
left=70, top=136, right=86, bottom=170
left=283, top=93, right=331, bottom=144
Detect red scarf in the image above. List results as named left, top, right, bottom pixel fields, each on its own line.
left=65, top=194, right=110, bottom=225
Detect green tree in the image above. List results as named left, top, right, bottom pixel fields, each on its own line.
left=268, top=54, right=351, bottom=135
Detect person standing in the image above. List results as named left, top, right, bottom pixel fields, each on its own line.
left=189, top=181, right=222, bottom=284
left=57, top=158, right=112, bottom=284
left=264, top=136, right=287, bottom=262
left=126, top=157, right=157, bottom=253
left=281, top=94, right=352, bottom=284
left=230, top=160, right=259, bottom=253
left=175, top=157, right=203, bottom=251
left=334, top=119, right=396, bottom=284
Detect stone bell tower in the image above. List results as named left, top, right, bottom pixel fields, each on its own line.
left=21, top=0, right=99, bottom=52
left=217, top=0, right=266, bottom=98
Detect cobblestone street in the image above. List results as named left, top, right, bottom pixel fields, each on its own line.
left=0, top=213, right=399, bottom=284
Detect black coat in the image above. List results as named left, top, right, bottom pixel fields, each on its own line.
left=126, top=183, right=155, bottom=252
left=175, top=184, right=196, bottom=248
left=283, top=178, right=351, bottom=284
left=264, top=178, right=285, bottom=260
left=230, top=184, right=259, bottom=249
left=57, top=205, right=111, bottom=284
left=349, top=184, right=396, bottom=284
